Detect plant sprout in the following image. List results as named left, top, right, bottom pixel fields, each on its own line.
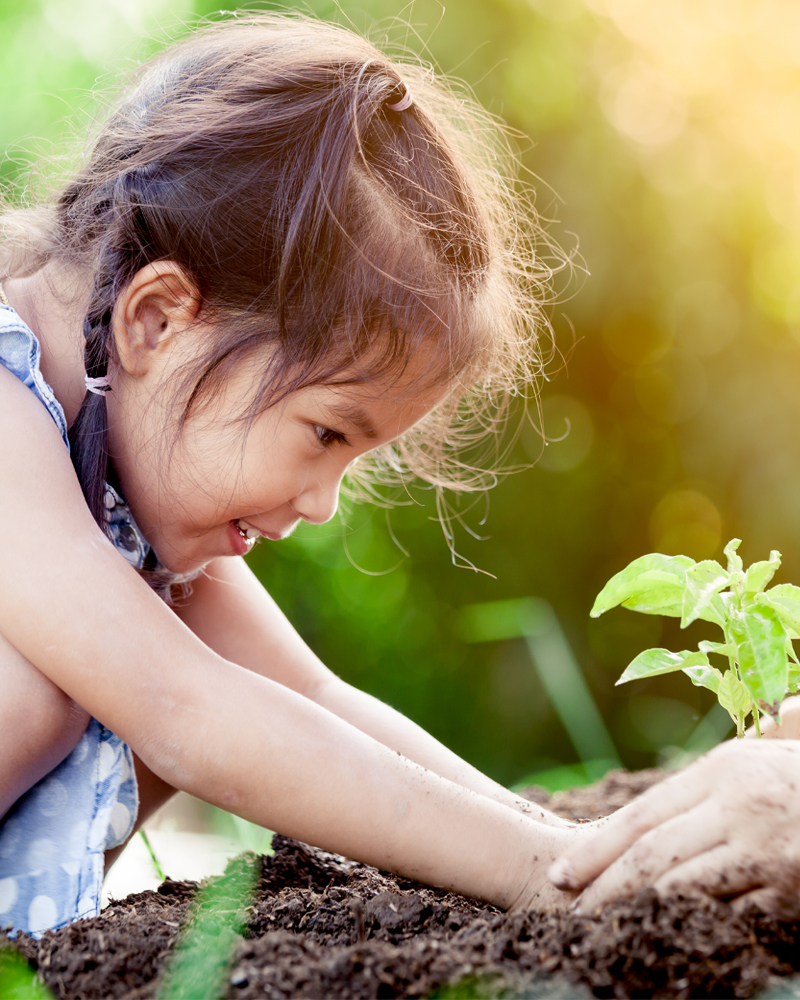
left=592, top=539, right=800, bottom=737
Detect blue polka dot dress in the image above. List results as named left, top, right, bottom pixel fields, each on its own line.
left=0, top=303, right=145, bottom=936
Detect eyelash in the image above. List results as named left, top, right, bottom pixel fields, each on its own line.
left=314, top=425, right=347, bottom=448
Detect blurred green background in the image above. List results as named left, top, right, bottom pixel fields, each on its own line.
left=3, top=0, right=799, bottom=788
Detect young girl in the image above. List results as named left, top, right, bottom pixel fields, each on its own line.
left=0, top=13, right=587, bottom=937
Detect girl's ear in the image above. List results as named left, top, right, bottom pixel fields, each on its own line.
left=112, top=262, right=201, bottom=377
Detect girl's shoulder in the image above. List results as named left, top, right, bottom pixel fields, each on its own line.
left=0, top=303, right=69, bottom=448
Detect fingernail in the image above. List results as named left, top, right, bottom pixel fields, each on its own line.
left=548, top=859, right=577, bottom=889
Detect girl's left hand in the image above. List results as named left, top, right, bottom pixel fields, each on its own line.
left=510, top=818, right=603, bottom=913
left=547, top=738, right=800, bottom=918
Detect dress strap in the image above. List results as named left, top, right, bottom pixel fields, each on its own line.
left=0, top=282, right=9, bottom=307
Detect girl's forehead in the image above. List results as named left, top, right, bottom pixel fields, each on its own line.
left=297, top=378, right=450, bottom=422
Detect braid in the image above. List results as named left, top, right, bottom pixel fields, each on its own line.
left=67, top=267, right=117, bottom=532
left=66, top=169, right=154, bottom=533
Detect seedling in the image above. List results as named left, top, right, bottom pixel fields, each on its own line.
left=592, top=539, right=800, bottom=737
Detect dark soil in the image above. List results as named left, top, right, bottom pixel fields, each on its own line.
left=6, top=769, right=800, bottom=999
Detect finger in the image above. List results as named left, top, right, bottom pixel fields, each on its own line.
left=548, top=767, right=711, bottom=891
left=653, top=843, right=763, bottom=899
left=573, top=806, right=724, bottom=913
left=731, top=887, right=800, bottom=920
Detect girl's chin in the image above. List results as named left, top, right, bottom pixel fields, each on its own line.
left=149, top=519, right=278, bottom=574
left=146, top=534, right=223, bottom=576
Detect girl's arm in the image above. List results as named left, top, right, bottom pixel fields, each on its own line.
left=176, top=556, right=567, bottom=828
left=0, top=368, right=575, bottom=910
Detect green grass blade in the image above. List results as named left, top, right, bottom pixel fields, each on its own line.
left=454, top=597, right=621, bottom=769
left=156, top=852, right=260, bottom=1000
left=140, top=829, right=166, bottom=882
left=453, top=597, right=553, bottom=643
left=0, top=945, right=54, bottom=1000
left=524, top=616, right=620, bottom=767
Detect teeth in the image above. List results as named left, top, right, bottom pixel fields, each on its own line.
left=235, top=519, right=259, bottom=542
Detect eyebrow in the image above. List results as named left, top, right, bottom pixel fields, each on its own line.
left=325, top=402, right=378, bottom=440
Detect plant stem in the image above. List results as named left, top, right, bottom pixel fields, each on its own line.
left=736, top=712, right=744, bottom=739
left=753, top=709, right=762, bottom=738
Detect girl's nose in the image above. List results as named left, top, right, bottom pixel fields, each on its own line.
left=293, top=474, right=342, bottom=525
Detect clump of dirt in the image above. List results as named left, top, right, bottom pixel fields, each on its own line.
left=6, top=770, right=800, bottom=999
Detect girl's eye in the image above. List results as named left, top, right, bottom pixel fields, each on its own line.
left=314, top=425, right=347, bottom=448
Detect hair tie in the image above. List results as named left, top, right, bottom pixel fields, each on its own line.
left=85, top=375, right=112, bottom=395
left=386, top=85, right=413, bottom=113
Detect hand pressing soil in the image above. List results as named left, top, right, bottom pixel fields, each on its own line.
left=6, top=769, right=800, bottom=1000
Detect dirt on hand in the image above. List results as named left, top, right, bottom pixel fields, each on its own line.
left=6, top=769, right=800, bottom=999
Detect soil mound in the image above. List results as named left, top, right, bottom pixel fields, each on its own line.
left=6, top=770, right=800, bottom=999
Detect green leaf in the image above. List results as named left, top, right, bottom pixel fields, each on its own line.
left=717, top=670, right=753, bottom=722
left=591, top=554, right=694, bottom=619
left=724, top=538, right=743, bottom=574
left=758, top=584, right=800, bottom=635
left=744, top=550, right=781, bottom=595
left=786, top=638, right=800, bottom=692
left=681, top=560, right=729, bottom=628
left=728, top=606, right=789, bottom=714
left=619, top=572, right=689, bottom=617
left=698, top=639, right=736, bottom=658
left=683, top=664, right=723, bottom=694
left=616, top=647, right=709, bottom=686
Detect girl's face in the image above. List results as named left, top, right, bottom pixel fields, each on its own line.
left=107, top=312, right=447, bottom=575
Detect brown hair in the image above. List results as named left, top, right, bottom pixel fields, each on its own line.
left=0, top=14, right=558, bottom=557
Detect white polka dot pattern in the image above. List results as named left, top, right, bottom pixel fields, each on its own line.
left=28, top=895, right=58, bottom=933
left=0, top=720, right=139, bottom=938
left=0, top=877, right=19, bottom=914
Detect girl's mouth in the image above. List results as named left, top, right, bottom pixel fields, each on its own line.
left=229, top=518, right=260, bottom=556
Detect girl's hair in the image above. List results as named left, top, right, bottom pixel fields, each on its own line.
left=1, top=14, right=558, bottom=562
